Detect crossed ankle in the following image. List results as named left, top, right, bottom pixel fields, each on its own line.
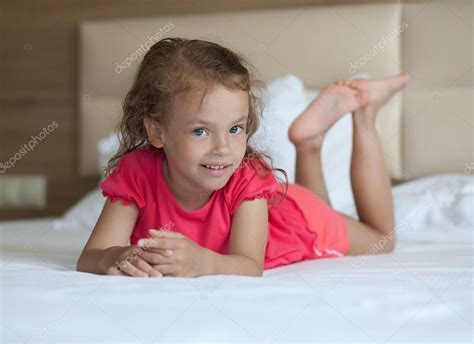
left=352, top=111, right=377, bottom=128
left=294, top=138, right=324, bottom=153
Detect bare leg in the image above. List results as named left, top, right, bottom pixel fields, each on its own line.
left=289, top=73, right=409, bottom=255
left=293, top=131, right=394, bottom=255
left=294, top=142, right=331, bottom=205
left=343, top=73, right=409, bottom=254
left=290, top=81, right=369, bottom=205
left=343, top=105, right=395, bottom=255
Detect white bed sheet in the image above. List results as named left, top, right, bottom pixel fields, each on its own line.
left=1, top=218, right=472, bottom=343
left=1, top=174, right=473, bottom=343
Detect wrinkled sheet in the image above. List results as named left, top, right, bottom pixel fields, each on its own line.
left=1, top=216, right=472, bottom=343
left=0, top=177, right=473, bottom=343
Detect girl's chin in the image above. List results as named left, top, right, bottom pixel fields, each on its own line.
left=198, top=176, right=230, bottom=191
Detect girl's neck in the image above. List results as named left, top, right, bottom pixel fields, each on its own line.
left=162, top=157, right=213, bottom=211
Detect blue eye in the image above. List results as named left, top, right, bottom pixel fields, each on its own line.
left=192, top=128, right=208, bottom=137
left=230, top=125, right=244, bottom=134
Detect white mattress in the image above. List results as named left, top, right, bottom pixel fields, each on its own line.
left=1, top=175, right=473, bottom=343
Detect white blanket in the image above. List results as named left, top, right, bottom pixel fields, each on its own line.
left=1, top=174, right=473, bottom=343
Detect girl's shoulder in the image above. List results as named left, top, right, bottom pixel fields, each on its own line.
left=112, top=144, right=163, bottom=186
left=100, top=145, right=162, bottom=209
left=224, top=155, right=280, bottom=215
left=118, top=144, right=163, bottom=169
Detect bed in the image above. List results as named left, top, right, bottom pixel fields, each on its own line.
left=2, top=1, right=473, bottom=343
left=1, top=174, right=472, bottom=343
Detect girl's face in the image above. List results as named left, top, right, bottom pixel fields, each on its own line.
left=151, top=85, right=249, bottom=198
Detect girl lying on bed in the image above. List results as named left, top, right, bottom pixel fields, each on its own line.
left=77, top=38, right=409, bottom=278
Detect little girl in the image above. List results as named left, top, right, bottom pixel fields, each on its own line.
left=77, top=38, right=409, bottom=278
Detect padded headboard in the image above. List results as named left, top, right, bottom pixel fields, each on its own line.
left=79, top=1, right=472, bottom=180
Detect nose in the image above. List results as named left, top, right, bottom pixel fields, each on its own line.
left=211, top=133, right=231, bottom=155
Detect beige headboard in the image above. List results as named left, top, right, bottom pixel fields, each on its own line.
left=79, top=1, right=472, bottom=181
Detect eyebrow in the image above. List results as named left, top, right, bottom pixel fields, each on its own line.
left=186, top=115, right=248, bottom=126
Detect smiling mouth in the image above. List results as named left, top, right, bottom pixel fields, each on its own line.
left=201, top=164, right=230, bottom=170
left=200, top=164, right=232, bottom=176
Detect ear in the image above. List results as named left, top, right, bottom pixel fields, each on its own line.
left=143, top=116, right=166, bottom=149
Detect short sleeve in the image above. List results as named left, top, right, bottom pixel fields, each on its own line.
left=226, top=157, right=280, bottom=215
left=100, top=152, right=147, bottom=210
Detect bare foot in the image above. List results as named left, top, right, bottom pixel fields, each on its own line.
left=346, top=72, right=410, bottom=117
left=288, top=83, right=368, bottom=148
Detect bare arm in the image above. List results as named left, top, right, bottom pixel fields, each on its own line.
left=76, top=199, right=138, bottom=274
left=208, top=198, right=269, bottom=277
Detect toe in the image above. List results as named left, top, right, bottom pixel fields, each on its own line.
left=356, top=90, right=369, bottom=105
left=346, top=82, right=357, bottom=90
left=347, top=82, right=361, bottom=92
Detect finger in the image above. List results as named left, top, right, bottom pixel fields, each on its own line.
left=140, top=251, right=174, bottom=265
left=348, top=80, right=359, bottom=88
left=135, top=257, right=163, bottom=277
left=153, top=264, right=175, bottom=277
left=148, top=229, right=185, bottom=239
left=106, top=265, right=128, bottom=276
left=138, top=237, right=180, bottom=250
left=356, top=91, right=369, bottom=105
left=146, top=248, right=174, bottom=257
left=120, top=260, right=149, bottom=277
left=346, top=82, right=354, bottom=89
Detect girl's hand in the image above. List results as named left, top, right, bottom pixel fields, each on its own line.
left=103, top=245, right=165, bottom=278
left=138, top=229, right=213, bottom=277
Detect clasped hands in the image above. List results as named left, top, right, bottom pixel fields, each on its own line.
left=109, top=229, right=212, bottom=278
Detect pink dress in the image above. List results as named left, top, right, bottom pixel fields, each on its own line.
left=100, top=145, right=350, bottom=270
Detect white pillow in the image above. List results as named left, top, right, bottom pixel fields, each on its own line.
left=250, top=74, right=306, bottom=184
left=53, top=188, right=105, bottom=231
left=97, top=130, right=121, bottom=181
left=391, top=174, right=474, bottom=243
